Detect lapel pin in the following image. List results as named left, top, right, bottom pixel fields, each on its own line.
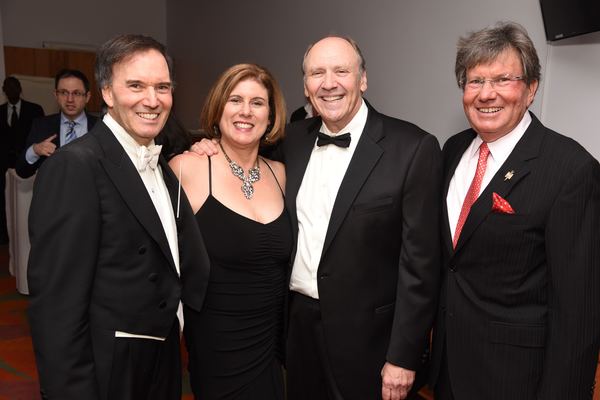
left=504, top=170, right=514, bottom=181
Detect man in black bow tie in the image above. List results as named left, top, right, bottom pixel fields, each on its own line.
left=27, top=34, right=210, bottom=400
left=194, top=35, right=442, bottom=400
left=281, top=34, right=442, bottom=400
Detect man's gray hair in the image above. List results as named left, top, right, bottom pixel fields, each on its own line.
left=455, top=21, right=541, bottom=89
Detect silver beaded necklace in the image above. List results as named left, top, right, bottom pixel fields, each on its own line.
left=219, top=141, right=261, bottom=200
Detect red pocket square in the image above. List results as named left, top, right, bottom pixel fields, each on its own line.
left=492, top=192, right=515, bottom=214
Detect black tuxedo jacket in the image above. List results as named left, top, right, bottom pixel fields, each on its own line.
left=281, top=104, right=442, bottom=399
left=0, top=100, right=44, bottom=169
left=430, top=113, right=600, bottom=399
left=27, top=121, right=210, bottom=400
left=15, top=112, right=98, bottom=178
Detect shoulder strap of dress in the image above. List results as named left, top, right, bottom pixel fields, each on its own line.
left=260, top=157, right=284, bottom=198
left=207, top=155, right=213, bottom=195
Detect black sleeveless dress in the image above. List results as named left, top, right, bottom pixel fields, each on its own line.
left=184, top=157, right=292, bottom=400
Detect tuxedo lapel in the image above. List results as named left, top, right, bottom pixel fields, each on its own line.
left=322, top=110, right=384, bottom=255
left=95, top=123, right=177, bottom=274
left=160, top=156, right=180, bottom=219
left=453, top=114, right=544, bottom=253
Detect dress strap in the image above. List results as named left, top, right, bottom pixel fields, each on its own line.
left=207, top=156, right=213, bottom=195
left=260, top=157, right=284, bottom=198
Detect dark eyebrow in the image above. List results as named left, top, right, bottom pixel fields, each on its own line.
left=124, top=80, right=172, bottom=86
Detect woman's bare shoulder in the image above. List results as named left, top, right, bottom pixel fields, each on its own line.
left=262, top=158, right=286, bottom=189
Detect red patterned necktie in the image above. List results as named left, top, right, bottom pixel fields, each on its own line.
left=453, top=142, right=490, bottom=248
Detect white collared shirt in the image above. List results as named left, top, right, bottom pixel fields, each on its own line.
left=446, top=111, right=532, bottom=241
left=290, top=100, right=368, bottom=299
left=104, top=113, right=182, bottom=340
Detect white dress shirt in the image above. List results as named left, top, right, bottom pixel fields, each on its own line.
left=290, top=100, right=368, bottom=299
left=446, top=111, right=532, bottom=241
left=104, top=113, right=182, bottom=340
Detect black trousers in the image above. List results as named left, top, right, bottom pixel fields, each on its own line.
left=286, top=291, right=345, bottom=400
left=107, top=321, right=182, bottom=400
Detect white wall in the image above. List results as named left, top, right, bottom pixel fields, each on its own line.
left=1, top=0, right=166, bottom=49
left=541, top=31, right=600, bottom=160
left=166, top=0, right=548, bottom=146
left=2, top=1, right=596, bottom=159
left=166, top=0, right=598, bottom=160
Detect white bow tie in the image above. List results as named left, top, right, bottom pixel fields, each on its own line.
left=138, top=144, right=162, bottom=172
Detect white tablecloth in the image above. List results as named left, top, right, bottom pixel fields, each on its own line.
left=5, top=168, right=35, bottom=294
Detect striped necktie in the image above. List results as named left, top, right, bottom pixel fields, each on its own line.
left=65, top=120, right=77, bottom=144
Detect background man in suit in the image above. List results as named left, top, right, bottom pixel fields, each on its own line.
left=15, top=69, right=97, bottom=178
left=195, top=35, right=441, bottom=400
left=0, top=76, right=44, bottom=169
left=27, top=34, right=210, bottom=400
left=430, top=22, right=600, bottom=400
left=0, top=76, right=44, bottom=243
left=289, top=97, right=317, bottom=122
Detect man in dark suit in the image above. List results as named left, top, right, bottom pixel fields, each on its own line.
left=27, top=34, right=210, bottom=400
left=283, top=36, right=440, bottom=400
left=0, top=76, right=44, bottom=243
left=289, top=98, right=316, bottom=122
left=430, top=22, right=600, bottom=400
left=15, top=69, right=97, bottom=178
left=193, top=35, right=441, bottom=400
left=0, top=77, right=44, bottom=169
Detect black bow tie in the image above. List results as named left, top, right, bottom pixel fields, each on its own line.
left=316, top=132, right=351, bottom=148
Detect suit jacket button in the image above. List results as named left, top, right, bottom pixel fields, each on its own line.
left=449, top=266, right=456, bottom=272
left=148, top=273, right=158, bottom=282
left=158, top=300, right=167, bottom=309
left=138, top=246, right=147, bottom=255
left=319, top=274, right=328, bottom=280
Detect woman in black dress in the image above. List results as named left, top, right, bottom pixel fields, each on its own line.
left=169, top=64, right=291, bottom=399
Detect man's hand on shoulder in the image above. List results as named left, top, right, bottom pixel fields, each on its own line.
left=381, top=362, right=415, bottom=400
left=189, top=138, right=219, bottom=156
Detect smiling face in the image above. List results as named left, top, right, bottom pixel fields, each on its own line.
left=303, top=37, right=367, bottom=133
left=101, top=49, right=172, bottom=145
left=218, top=78, right=270, bottom=149
left=463, top=48, right=538, bottom=142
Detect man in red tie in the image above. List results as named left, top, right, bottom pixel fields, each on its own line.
left=430, top=21, right=600, bottom=400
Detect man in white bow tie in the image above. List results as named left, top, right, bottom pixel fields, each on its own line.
left=27, top=34, right=210, bottom=400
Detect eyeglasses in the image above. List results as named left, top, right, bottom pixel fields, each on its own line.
left=55, top=89, right=87, bottom=98
left=463, top=75, right=525, bottom=91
